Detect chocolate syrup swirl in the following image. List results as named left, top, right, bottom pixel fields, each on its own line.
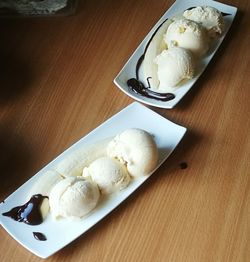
left=2, top=194, right=48, bottom=225
left=127, top=17, right=175, bottom=102
left=127, top=78, right=175, bottom=101
left=33, top=232, right=47, bottom=241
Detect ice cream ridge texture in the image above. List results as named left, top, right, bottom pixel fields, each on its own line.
left=144, top=5, right=224, bottom=92
left=30, top=128, right=159, bottom=220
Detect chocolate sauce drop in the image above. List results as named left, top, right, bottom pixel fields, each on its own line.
left=2, top=194, right=48, bottom=225
left=33, top=232, right=47, bottom=241
left=180, top=162, right=188, bottom=169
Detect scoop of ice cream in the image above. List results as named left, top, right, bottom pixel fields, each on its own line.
left=83, top=157, right=130, bottom=194
left=49, top=177, right=100, bottom=219
left=154, top=46, right=194, bottom=91
left=164, top=18, right=208, bottom=56
left=107, top=128, right=158, bottom=177
left=183, top=6, right=224, bottom=37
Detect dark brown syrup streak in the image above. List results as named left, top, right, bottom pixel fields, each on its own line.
left=127, top=8, right=231, bottom=101
left=127, top=78, right=175, bottom=101
left=127, top=17, right=175, bottom=102
left=2, top=194, right=48, bottom=225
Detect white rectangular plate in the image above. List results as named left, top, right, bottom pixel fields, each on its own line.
left=0, top=102, right=186, bottom=258
left=114, top=0, right=237, bottom=108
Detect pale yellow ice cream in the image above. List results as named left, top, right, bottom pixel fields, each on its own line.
left=29, top=129, right=159, bottom=221
left=83, top=156, right=130, bottom=194
left=164, top=18, right=208, bottom=56
left=183, top=6, right=224, bottom=37
left=49, top=177, right=100, bottom=219
left=107, top=128, right=158, bottom=177
left=154, top=46, right=194, bottom=91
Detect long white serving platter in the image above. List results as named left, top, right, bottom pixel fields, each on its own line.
left=0, top=102, right=187, bottom=258
left=114, top=0, right=237, bottom=108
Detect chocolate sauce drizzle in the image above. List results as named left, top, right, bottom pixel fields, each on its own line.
left=2, top=194, right=48, bottom=225
left=127, top=78, right=175, bottom=101
left=127, top=8, right=231, bottom=101
left=127, top=17, right=175, bottom=102
left=33, top=232, right=47, bottom=241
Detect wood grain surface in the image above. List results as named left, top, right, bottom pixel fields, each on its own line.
left=0, top=0, right=249, bottom=261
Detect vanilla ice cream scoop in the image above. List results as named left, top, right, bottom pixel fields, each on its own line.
left=83, top=157, right=130, bottom=194
left=154, top=46, right=194, bottom=91
left=107, top=128, right=158, bottom=177
left=49, top=177, right=100, bottom=219
left=183, top=6, right=224, bottom=37
left=164, top=18, right=208, bottom=57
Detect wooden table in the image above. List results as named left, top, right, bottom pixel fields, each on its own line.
left=0, top=0, right=249, bottom=261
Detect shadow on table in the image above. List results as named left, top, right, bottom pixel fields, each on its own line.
left=0, top=51, right=32, bottom=104
left=0, top=124, right=32, bottom=201
left=0, top=18, right=34, bottom=105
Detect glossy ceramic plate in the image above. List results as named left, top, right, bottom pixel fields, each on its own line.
left=114, top=0, right=237, bottom=108
left=0, top=102, right=187, bottom=258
